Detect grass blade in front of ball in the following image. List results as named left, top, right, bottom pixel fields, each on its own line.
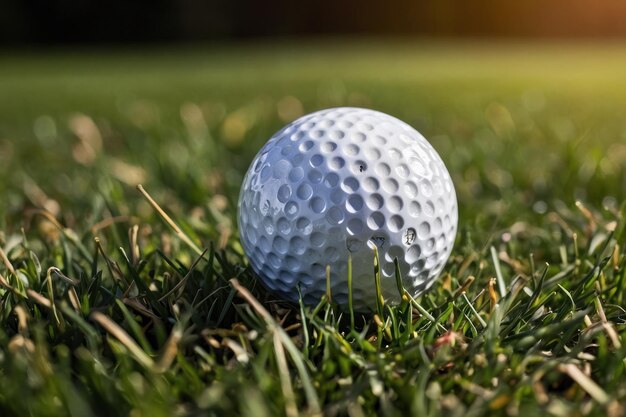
left=372, top=245, right=384, bottom=319
left=348, top=252, right=355, bottom=332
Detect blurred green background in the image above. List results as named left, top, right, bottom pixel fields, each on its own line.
left=1, top=41, right=626, bottom=236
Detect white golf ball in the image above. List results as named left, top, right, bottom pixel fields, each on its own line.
left=238, top=107, right=457, bottom=311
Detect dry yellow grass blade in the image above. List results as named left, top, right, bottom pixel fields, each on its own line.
left=91, top=311, right=154, bottom=369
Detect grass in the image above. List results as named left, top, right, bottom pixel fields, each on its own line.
left=0, top=40, right=625, bottom=416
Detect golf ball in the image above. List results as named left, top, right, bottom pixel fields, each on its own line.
left=238, top=107, right=457, bottom=311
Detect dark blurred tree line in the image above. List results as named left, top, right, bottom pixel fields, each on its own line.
left=2, top=0, right=626, bottom=46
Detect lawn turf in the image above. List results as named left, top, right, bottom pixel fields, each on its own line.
left=0, top=40, right=625, bottom=416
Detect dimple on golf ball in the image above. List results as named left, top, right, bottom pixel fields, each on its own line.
left=238, top=107, right=457, bottom=311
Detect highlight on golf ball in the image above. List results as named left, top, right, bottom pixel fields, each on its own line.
left=237, top=107, right=458, bottom=310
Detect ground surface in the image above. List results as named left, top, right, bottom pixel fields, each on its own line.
left=0, top=40, right=624, bottom=416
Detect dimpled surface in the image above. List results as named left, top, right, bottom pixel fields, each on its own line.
left=238, top=108, right=457, bottom=311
